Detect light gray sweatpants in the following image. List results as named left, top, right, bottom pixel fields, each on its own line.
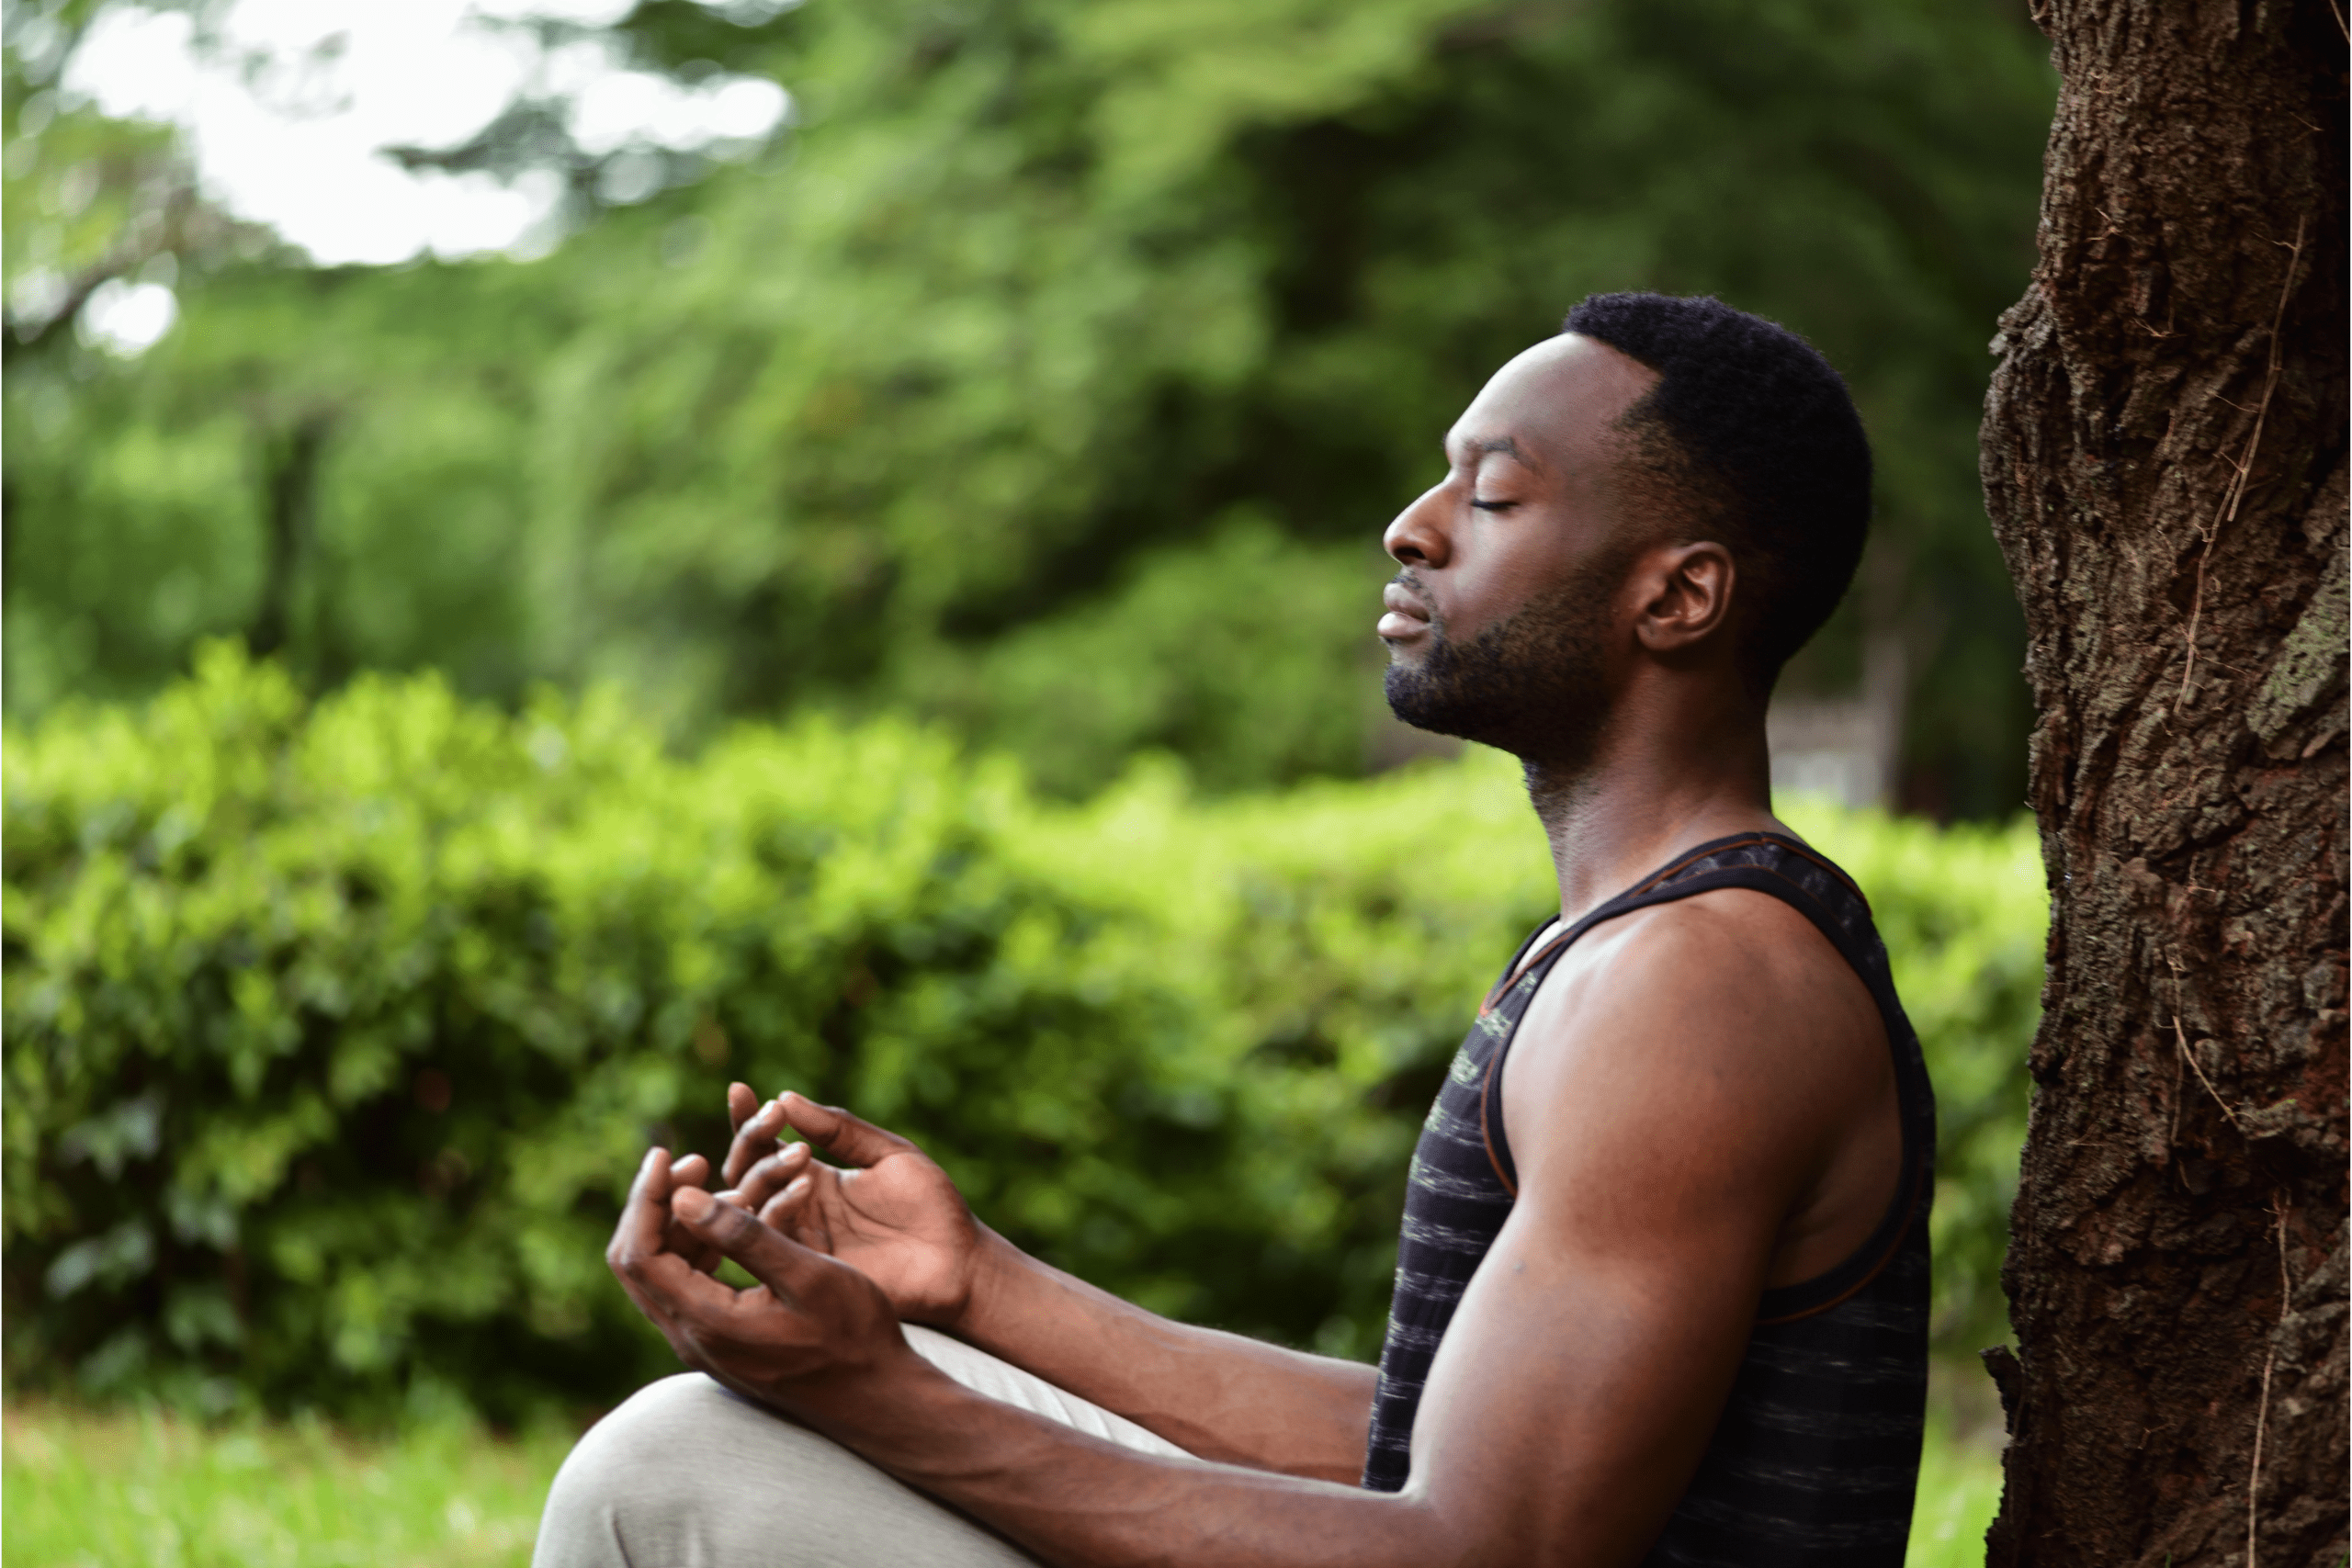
left=531, top=1325, right=1193, bottom=1567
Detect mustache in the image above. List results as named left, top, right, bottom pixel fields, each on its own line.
left=1387, top=570, right=1436, bottom=617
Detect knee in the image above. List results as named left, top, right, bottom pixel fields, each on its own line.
left=535, top=1371, right=1043, bottom=1568
left=533, top=1374, right=749, bottom=1567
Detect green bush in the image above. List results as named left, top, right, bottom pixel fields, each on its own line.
left=4, top=648, right=2041, bottom=1419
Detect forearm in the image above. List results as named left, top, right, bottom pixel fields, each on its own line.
left=954, top=1227, right=1377, bottom=1481
left=825, top=1359, right=1440, bottom=1568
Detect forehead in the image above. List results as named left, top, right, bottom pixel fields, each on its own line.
left=1446, top=333, right=1660, bottom=474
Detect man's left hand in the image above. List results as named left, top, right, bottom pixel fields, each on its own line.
left=606, top=1145, right=917, bottom=1419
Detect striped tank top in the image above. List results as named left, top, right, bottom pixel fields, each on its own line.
left=1360, top=831, right=1936, bottom=1564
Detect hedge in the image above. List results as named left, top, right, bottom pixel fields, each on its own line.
left=3, top=646, right=2043, bottom=1421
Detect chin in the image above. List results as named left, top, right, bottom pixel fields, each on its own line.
left=1383, top=663, right=1479, bottom=742
left=1384, top=658, right=1606, bottom=766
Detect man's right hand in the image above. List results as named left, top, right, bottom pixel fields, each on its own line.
left=712, top=1084, right=993, bottom=1330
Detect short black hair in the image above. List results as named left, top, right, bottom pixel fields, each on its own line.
left=1562, top=291, right=1871, bottom=688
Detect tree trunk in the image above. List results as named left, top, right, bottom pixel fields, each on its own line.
left=249, top=414, right=329, bottom=662
left=1978, top=3, right=2346, bottom=1564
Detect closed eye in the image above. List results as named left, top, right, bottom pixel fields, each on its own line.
left=1470, top=498, right=1519, bottom=512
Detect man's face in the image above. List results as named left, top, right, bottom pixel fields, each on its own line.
left=1377, top=333, right=1662, bottom=763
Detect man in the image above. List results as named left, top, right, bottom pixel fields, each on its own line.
left=534, top=292, right=1936, bottom=1567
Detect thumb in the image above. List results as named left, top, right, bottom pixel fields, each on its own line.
left=775, top=1093, right=916, bottom=1170
left=673, top=1184, right=827, bottom=1302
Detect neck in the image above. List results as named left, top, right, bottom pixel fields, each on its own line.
left=1521, top=678, right=1780, bottom=922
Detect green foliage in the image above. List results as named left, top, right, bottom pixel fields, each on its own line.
left=5, top=0, right=2054, bottom=812
left=5, top=651, right=2040, bottom=1418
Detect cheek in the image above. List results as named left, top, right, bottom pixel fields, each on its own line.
left=1453, top=517, right=1588, bottom=626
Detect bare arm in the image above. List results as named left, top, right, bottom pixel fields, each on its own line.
left=956, top=1229, right=1378, bottom=1478
left=618, top=893, right=1893, bottom=1566
left=705, top=1087, right=1374, bottom=1478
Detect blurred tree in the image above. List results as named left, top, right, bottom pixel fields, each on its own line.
left=4, top=0, right=2055, bottom=812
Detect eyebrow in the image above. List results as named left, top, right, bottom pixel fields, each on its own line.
left=1448, top=434, right=1539, bottom=470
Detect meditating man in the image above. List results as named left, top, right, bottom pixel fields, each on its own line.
left=533, top=291, right=1936, bottom=1568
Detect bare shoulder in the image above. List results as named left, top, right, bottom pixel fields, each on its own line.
left=1525, top=886, right=1882, bottom=1070
left=1603, top=883, right=1849, bottom=976
left=1499, top=886, right=1890, bottom=1222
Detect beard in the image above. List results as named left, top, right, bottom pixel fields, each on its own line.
left=1382, top=556, right=1623, bottom=772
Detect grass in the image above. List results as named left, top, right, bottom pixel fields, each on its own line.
left=1, top=1402, right=572, bottom=1568
left=3, top=1389, right=2007, bottom=1567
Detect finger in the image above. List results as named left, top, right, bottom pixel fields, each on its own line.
left=759, top=1175, right=833, bottom=1254
left=652, top=1151, right=719, bottom=1268
left=673, top=1184, right=841, bottom=1305
left=609, top=1146, right=673, bottom=1270
left=728, top=1081, right=759, bottom=1134
left=725, top=1143, right=816, bottom=1211
left=757, top=1175, right=810, bottom=1228
left=610, top=1149, right=698, bottom=1318
left=775, top=1093, right=915, bottom=1170
left=625, top=1224, right=744, bottom=1321
left=607, top=1152, right=738, bottom=1367
left=662, top=1213, right=726, bottom=1274
left=722, top=1097, right=789, bottom=1187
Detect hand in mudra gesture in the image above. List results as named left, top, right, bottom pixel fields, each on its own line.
left=696, top=1083, right=989, bottom=1329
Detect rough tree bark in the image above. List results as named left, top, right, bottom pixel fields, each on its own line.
left=1978, top=1, right=2346, bottom=1564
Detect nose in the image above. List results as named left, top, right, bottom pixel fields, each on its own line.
left=1384, top=481, right=1452, bottom=569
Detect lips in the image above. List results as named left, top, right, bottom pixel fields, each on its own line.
left=1378, top=579, right=1432, bottom=641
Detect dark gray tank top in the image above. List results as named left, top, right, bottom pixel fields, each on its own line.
left=1360, top=831, right=1936, bottom=1564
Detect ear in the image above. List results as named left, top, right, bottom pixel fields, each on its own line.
left=1632, top=540, right=1736, bottom=653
